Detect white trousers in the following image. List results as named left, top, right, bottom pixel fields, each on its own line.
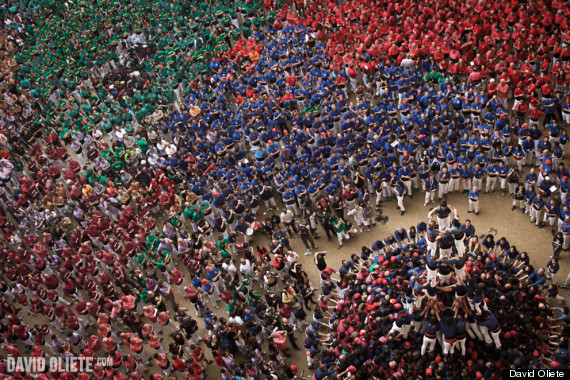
left=438, top=182, right=449, bottom=199
left=468, top=199, right=479, bottom=213
left=397, top=195, right=405, bottom=212
left=421, top=336, right=436, bottom=355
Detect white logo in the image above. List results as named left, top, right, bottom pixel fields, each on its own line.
left=6, top=357, right=113, bottom=373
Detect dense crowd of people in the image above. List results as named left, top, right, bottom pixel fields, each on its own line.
left=0, top=0, right=570, bottom=378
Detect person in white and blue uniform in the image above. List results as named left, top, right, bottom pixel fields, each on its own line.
left=424, top=172, right=438, bottom=207
left=467, top=186, right=480, bottom=215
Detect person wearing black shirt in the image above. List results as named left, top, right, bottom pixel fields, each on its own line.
left=314, top=252, right=328, bottom=273
left=428, top=201, right=458, bottom=229
left=332, top=194, right=345, bottom=222
left=298, top=221, right=318, bottom=254
left=280, top=317, right=301, bottom=350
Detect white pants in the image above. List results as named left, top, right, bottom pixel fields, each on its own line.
left=411, top=176, right=419, bottom=189
left=462, top=179, right=472, bottom=191
left=383, top=185, right=392, bottom=199
left=455, top=239, right=466, bottom=257
left=397, top=195, right=405, bottom=211
left=264, top=198, right=277, bottom=209
left=499, top=177, right=507, bottom=190
left=402, top=180, right=412, bottom=195
left=413, top=320, right=423, bottom=334
left=426, top=240, right=437, bottom=255
left=442, top=339, right=455, bottom=355
left=208, top=292, right=220, bottom=306
left=564, top=234, right=570, bottom=250
left=479, top=326, right=502, bottom=348
left=285, top=203, right=299, bottom=216
left=439, top=247, right=452, bottom=259
left=421, top=336, right=436, bottom=355
left=544, top=214, right=557, bottom=227
left=523, top=151, right=534, bottom=166
left=389, top=323, right=412, bottom=339
left=530, top=207, right=541, bottom=225
left=449, top=178, right=460, bottom=192
left=438, top=182, right=449, bottom=199
left=468, top=199, right=479, bottom=213
left=307, top=352, right=316, bottom=367
left=425, top=190, right=435, bottom=205
left=439, top=272, right=452, bottom=285
left=486, top=176, right=497, bottom=192
left=376, top=190, right=383, bottom=205
left=454, top=338, right=466, bottom=356
left=514, top=158, right=523, bottom=171
left=427, top=268, right=438, bottom=287
left=472, top=177, right=483, bottom=189
left=456, top=267, right=466, bottom=282
left=467, top=322, right=484, bottom=341
left=548, top=270, right=557, bottom=285
left=337, top=231, right=350, bottom=246
left=437, top=216, right=450, bottom=230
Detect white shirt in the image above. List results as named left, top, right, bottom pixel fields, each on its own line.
left=165, top=144, right=177, bottom=156
left=227, top=263, right=237, bottom=277
left=286, top=251, right=300, bottom=267
left=239, top=260, right=252, bottom=276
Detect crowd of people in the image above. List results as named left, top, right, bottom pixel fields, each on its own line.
left=0, top=0, right=570, bottom=378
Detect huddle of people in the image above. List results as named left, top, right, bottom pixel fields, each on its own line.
left=311, top=205, right=570, bottom=379
left=0, top=0, right=569, bottom=378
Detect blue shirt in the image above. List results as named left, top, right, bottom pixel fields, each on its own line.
left=528, top=270, right=546, bottom=287
left=468, top=190, right=480, bottom=200
left=206, top=267, right=220, bottom=281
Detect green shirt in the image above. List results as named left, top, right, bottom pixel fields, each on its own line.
left=136, top=138, right=149, bottom=152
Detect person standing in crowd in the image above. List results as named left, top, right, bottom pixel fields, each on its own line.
left=395, top=181, right=406, bottom=216
left=298, top=220, right=318, bottom=256
left=467, top=186, right=480, bottom=216
left=333, top=217, right=351, bottom=249
left=547, top=257, right=560, bottom=285
left=424, top=172, right=438, bottom=207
